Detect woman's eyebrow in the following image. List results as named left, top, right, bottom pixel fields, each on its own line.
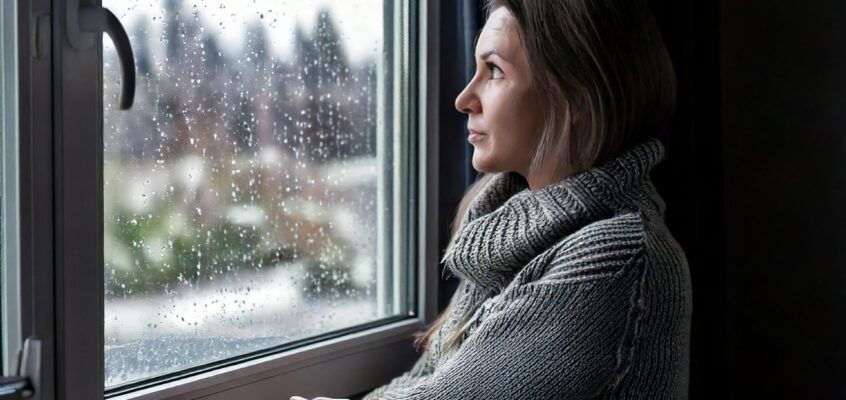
left=480, top=49, right=510, bottom=64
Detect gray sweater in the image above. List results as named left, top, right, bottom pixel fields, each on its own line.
left=364, top=138, right=692, bottom=399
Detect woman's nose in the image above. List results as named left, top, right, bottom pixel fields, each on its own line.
left=455, top=83, right=480, bottom=115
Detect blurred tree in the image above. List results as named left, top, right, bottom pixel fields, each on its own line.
left=293, top=9, right=360, bottom=162
left=104, top=5, right=377, bottom=300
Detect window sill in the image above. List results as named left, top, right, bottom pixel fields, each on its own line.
left=110, top=318, right=423, bottom=400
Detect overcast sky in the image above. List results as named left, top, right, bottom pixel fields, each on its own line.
left=105, top=0, right=384, bottom=63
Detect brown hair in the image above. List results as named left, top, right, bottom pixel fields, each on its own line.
left=413, top=0, right=677, bottom=353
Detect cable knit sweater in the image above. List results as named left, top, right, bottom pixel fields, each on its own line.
left=363, top=138, right=692, bottom=399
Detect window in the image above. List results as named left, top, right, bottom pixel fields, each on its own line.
left=102, top=0, right=408, bottom=389
left=4, top=0, right=445, bottom=398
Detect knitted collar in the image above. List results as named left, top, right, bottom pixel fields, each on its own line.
left=442, top=138, right=667, bottom=293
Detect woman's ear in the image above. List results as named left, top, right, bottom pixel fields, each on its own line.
left=568, top=86, right=591, bottom=128
left=570, top=102, right=582, bottom=130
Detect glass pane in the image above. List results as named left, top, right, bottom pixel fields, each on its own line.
left=103, top=0, right=400, bottom=387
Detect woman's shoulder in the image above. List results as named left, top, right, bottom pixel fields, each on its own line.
left=524, top=210, right=684, bottom=286
left=531, top=211, right=646, bottom=283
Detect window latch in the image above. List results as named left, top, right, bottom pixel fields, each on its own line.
left=67, top=0, right=136, bottom=110
left=0, top=337, right=41, bottom=400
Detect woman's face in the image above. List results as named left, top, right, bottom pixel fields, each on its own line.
left=455, top=7, right=543, bottom=177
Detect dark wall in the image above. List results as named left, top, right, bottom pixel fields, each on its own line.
left=645, top=1, right=846, bottom=397
left=721, top=1, right=846, bottom=398
left=651, top=2, right=727, bottom=399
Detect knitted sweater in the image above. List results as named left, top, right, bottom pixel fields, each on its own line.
left=363, top=138, right=692, bottom=399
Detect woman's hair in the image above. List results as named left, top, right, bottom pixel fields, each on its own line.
left=413, top=0, right=677, bottom=353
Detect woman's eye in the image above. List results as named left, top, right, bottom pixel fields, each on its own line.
left=486, top=63, right=504, bottom=80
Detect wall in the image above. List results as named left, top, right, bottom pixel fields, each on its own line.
left=721, top=1, right=846, bottom=398
left=651, top=2, right=728, bottom=399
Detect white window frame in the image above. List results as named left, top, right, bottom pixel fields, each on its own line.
left=7, top=0, right=445, bottom=399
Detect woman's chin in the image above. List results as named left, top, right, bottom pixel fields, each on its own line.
left=470, top=154, right=485, bottom=172
left=471, top=155, right=500, bottom=174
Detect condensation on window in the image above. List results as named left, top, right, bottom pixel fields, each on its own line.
left=103, top=0, right=391, bottom=387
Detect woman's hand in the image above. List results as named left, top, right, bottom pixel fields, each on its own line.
left=289, top=396, right=348, bottom=400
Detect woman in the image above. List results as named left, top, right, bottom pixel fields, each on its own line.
left=294, top=0, right=690, bottom=398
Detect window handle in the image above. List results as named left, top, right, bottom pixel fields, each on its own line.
left=67, top=1, right=136, bottom=110
left=0, top=337, right=41, bottom=399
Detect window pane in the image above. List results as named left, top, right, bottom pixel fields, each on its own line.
left=103, top=0, right=400, bottom=387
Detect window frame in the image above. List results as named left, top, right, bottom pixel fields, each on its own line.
left=1, top=0, right=23, bottom=376
left=15, top=0, right=56, bottom=399
left=11, top=0, right=446, bottom=399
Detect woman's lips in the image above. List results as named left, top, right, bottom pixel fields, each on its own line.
left=468, top=129, right=485, bottom=143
